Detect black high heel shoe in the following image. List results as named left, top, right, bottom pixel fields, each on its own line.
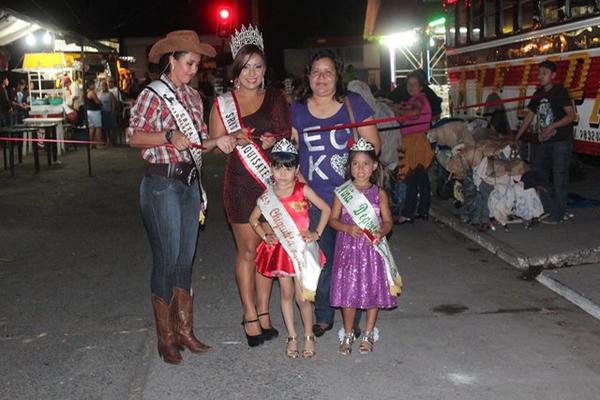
left=257, top=312, right=279, bottom=340
left=241, top=318, right=265, bottom=347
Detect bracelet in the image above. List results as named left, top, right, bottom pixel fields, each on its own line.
left=165, top=129, right=174, bottom=144
left=315, top=230, right=321, bottom=239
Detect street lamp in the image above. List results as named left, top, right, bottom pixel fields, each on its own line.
left=381, top=29, right=419, bottom=48
left=25, top=33, right=36, bottom=46
left=43, top=31, right=53, bottom=45
left=380, top=29, right=419, bottom=89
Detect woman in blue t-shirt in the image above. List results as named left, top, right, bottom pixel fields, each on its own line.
left=291, top=50, right=380, bottom=338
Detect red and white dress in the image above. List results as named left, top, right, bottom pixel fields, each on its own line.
left=256, top=181, right=326, bottom=277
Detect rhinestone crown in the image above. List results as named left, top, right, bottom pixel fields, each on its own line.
left=350, top=137, right=375, bottom=152
left=230, top=25, right=264, bottom=58
left=272, top=138, right=298, bottom=155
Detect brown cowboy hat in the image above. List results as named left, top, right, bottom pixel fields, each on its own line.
left=148, top=30, right=216, bottom=63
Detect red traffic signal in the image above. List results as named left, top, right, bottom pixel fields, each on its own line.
left=217, top=7, right=232, bottom=38
left=218, top=8, right=230, bottom=20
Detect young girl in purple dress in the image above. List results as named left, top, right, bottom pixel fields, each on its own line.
left=329, top=139, right=396, bottom=355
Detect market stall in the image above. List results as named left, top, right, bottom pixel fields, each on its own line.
left=12, top=52, right=83, bottom=155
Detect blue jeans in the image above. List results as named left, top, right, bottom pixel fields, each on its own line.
left=140, top=174, right=201, bottom=302
left=309, top=207, right=336, bottom=325
left=401, top=166, right=431, bottom=218
left=533, top=140, right=572, bottom=222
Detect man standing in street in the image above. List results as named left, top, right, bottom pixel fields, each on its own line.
left=11, top=79, right=28, bottom=125
left=516, top=60, right=576, bottom=224
left=0, top=75, right=13, bottom=127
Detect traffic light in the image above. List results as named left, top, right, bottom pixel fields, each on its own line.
left=217, top=7, right=232, bottom=38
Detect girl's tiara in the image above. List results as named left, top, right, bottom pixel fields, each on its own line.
left=272, top=138, right=298, bottom=155
left=350, top=137, right=375, bottom=152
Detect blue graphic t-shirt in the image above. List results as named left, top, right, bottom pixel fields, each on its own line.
left=292, top=92, right=373, bottom=205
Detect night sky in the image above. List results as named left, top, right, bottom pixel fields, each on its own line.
left=2, top=0, right=437, bottom=74
left=2, top=1, right=370, bottom=38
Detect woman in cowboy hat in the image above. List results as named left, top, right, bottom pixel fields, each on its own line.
left=128, top=30, right=237, bottom=365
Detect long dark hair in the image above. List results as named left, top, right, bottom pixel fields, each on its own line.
left=231, top=44, right=266, bottom=79
left=157, top=51, right=190, bottom=76
left=345, top=148, right=383, bottom=187
left=299, top=50, right=346, bottom=103
left=406, top=70, right=426, bottom=90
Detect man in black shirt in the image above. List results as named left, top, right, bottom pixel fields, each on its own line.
left=516, top=60, right=576, bottom=224
left=0, top=75, right=13, bottom=127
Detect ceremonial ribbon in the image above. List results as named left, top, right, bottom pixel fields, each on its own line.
left=0, top=136, right=206, bottom=150
left=215, top=91, right=272, bottom=189
left=300, top=93, right=538, bottom=134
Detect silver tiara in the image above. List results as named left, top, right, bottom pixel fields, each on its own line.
left=230, top=25, right=264, bottom=58
left=350, top=137, right=375, bottom=152
left=272, top=138, right=297, bottom=155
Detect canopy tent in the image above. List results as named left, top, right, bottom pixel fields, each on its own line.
left=0, top=10, right=40, bottom=46
left=0, top=7, right=116, bottom=54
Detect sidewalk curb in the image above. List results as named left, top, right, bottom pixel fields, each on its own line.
left=430, top=203, right=600, bottom=321
left=536, top=273, right=600, bottom=320
left=429, top=205, right=529, bottom=269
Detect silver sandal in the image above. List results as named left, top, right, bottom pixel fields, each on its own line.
left=338, top=331, right=355, bottom=355
left=358, top=331, right=375, bottom=354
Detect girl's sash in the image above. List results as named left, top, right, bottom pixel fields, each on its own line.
left=334, top=181, right=402, bottom=296
left=147, top=79, right=208, bottom=209
left=257, top=188, right=322, bottom=301
left=215, top=91, right=272, bottom=189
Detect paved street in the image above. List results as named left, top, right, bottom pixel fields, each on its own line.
left=1, top=148, right=599, bottom=400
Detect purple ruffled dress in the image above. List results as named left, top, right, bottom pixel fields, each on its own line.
left=330, top=184, right=397, bottom=309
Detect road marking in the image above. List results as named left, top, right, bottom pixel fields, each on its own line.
left=447, top=373, right=476, bottom=385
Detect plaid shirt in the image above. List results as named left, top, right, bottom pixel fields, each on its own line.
left=127, top=74, right=208, bottom=164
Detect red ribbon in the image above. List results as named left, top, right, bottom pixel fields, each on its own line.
left=0, top=136, right=104, bottom=145
left=453, top=94, right=537, bottom=111
left=0, top=136, right=205, bottom=150
left=363, top=228, right=376, bottom=242
left=299, top=93, right=539, bottom=133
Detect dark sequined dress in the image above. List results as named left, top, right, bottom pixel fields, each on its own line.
left=222, top=88, right=291, bottom=223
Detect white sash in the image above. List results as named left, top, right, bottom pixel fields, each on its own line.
left=147, top=79, right=208, bottom=208
left=334, top=180, right=402, bottom=296
left=257, top=188, right=322, bottom=301
left=216, top=91, right=272, bottom=189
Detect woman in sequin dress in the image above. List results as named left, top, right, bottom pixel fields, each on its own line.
left=329, top=141, right=396, bottom=355
left=209, top=36, right=291, bottom=346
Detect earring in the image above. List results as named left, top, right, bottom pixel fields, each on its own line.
left=260, top=79, right=265, bottom=92
left=234, top=78, right=240, bottom=90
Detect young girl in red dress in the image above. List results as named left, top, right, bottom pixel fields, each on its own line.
left=249, top=139, right=331, bottom=359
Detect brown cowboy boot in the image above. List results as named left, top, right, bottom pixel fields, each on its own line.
left=151, top=294, right=183, bottom=364
left=171, top=287, right=212, bottom=353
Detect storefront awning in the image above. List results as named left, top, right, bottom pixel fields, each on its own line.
left=0, top=9, right=40, bottom=46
